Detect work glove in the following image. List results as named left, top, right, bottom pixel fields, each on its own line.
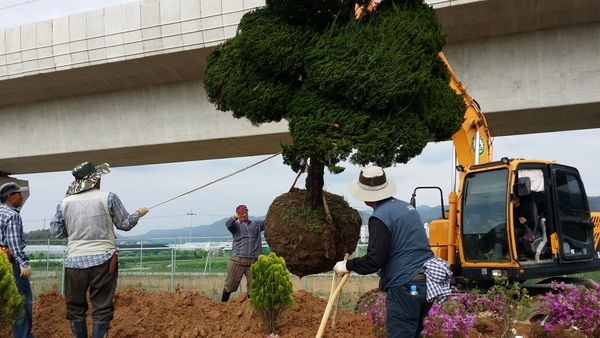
left=20, top=265, right=32, bottom=279
left=333, top=260, right=348, bottom=276
left=136, top=207, right=149, bottom=217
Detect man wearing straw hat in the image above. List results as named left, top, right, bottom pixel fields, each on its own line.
left=333, top=166, right=435, bottom=338
left=50, top=161, right=149, bottom=338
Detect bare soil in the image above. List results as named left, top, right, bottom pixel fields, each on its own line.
left=31, top=285, right=373, bottom=338
left=26, top=284, right=547, bottom=338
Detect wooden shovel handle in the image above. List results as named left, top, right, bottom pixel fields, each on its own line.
left=316, top=272, right=350, bottom=338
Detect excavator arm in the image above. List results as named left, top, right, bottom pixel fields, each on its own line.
left=426, top=53, right=494, bottom=267
left=439, top=52, right=493, bottom=167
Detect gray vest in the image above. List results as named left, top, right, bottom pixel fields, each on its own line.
left=61, top=189, right=116, bottom=257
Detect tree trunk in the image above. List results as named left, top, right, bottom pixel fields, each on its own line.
left=305, top=156, right=325, bottom=209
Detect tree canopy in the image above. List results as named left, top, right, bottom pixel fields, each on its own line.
left=204, top=0, right=465, bottom=206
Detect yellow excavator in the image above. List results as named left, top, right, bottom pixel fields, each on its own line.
left=353, top=0, right=599, bottom=293
left=410, top=53, right=600, bottom=293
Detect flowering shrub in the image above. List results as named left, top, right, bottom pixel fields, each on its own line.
left=364, top=291, right=386, bottom=337
left=422, top=292, right=478, bottom=338
left=422, top=277, right=530, bottom=338
left=539, top=281, right=600, bottom=338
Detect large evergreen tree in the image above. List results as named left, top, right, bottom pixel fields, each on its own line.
left=204, top=0, right=465, bottom=208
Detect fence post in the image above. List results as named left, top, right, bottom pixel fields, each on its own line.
left=139, top=240, right=143, bottom=272
left=171, top=243, right=176, bottom=292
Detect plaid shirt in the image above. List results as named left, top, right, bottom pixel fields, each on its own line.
left=50, top=190, right=141, bottom=269
left=0, top=203, right=29, bottom=267
left=424, top=257, right=453, bottom=303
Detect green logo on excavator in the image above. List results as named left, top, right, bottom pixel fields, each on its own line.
left=471, top=135, right=485, bottom=156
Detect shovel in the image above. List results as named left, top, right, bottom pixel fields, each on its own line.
left=316, top=256, right=349, bottom=338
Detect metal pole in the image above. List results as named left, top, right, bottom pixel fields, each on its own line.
left=139, top=240, right=143, bottom=272
left=187, top=210, right=196, bottom=243
left=46, top=238, right=50, bottom=274
left=171, top=247, right=175, bottom=292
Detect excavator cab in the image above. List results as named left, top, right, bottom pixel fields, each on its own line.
left=455, top=159, right=600, bottom=283
left=420, top=51, right=600, bottom=288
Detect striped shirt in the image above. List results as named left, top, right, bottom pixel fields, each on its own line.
left=0, top=203, right=29, bottom=267
left=50, top=190, right=141, bottom=269
left=346, top=217, right=390, bottom=274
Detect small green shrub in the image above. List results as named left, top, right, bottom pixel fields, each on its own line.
left=249, top=252, right=294, bottom=334
left=0, top=251, right=24, bottom=332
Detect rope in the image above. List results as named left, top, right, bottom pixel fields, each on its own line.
left=148, top=152, right=282, bottom=209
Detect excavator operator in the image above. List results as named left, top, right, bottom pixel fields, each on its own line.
left=513, top=192, right=537, bottom=261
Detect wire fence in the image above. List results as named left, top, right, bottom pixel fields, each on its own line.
left=26, top=238, right=379, bottom=312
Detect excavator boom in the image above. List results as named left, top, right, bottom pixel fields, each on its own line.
left=439, top=52, right=493, bottom=167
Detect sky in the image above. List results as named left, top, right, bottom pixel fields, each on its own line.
left=2, top=0, right=600, bottom=236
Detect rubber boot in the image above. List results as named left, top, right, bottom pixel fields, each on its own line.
left=70, top=319, right=87, bottom=338
left=92, top=321, right=110, bottom=338
left=221, top=290, right=231, bottom=302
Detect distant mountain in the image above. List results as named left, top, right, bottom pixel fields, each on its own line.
left=416, top=205, right=447, bottom=224
left=116, top=216, right=263, bottom=242
left=122, top=196, right=600, bottom=240
left=26, top=197, right=600, bottom=242
left=418, top=196, right=600, bottom=224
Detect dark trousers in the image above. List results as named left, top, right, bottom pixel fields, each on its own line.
left=386, top=279, right=432, bottom=338
left=12, top=261, right=34, bottom=338
left=64, top=259, right=118, bottom=323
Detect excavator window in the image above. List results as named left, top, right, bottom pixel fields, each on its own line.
left=461, top=168, right=510, bottom=262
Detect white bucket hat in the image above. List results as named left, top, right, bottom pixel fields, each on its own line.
left=349, top=166, right=397, bottom=202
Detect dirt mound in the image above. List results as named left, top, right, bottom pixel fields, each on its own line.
left=31, top=286, right=373, bottom=338
left=265, top=188, right=362, bottom=277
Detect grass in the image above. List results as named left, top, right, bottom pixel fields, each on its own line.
left=281, top=204, right=325, bottom=229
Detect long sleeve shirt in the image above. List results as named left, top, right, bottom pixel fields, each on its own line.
left=346, top=217, right=390, bottom=274
left=225, top=216, right=265, bottom=259
left=0, top=203, right=29, bottom=267
left=50, top=189, right=141, bottom=268
left=514, top=201, right=536, bottom=229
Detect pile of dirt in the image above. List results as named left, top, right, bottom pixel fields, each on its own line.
left=25, top=284, right=550, bottom=337
left=30, top=285, right=373, bottom=338
left=265, top=188, right=362, bottom=277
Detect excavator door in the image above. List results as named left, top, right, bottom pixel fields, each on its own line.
left=550, top=165, right=596, bottom=262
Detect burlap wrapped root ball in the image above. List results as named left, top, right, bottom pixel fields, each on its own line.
left=265, top=188, right=362, bottom=277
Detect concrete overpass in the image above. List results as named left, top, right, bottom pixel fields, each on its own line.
left=1, top=0, right=599, bottom=175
